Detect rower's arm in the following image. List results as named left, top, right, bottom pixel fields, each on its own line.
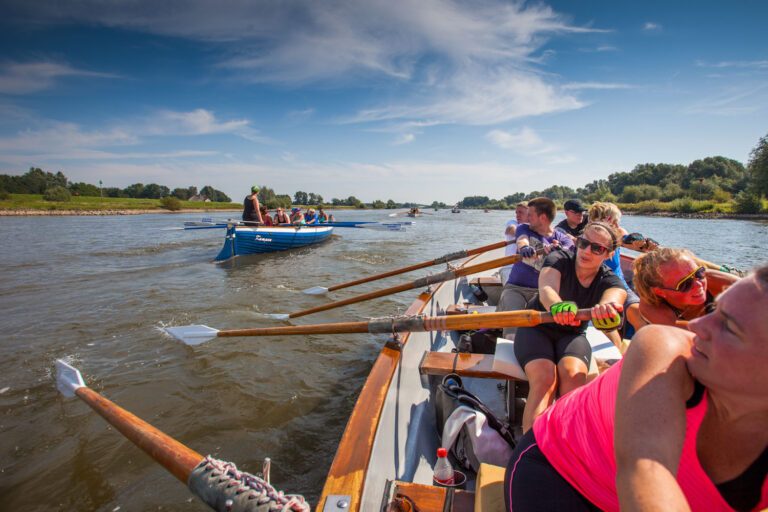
left=615, top=325, right=695, bottom=512
left=638, top=301, right=680, bottom=327
left=538, top=266, right=563, bottom=310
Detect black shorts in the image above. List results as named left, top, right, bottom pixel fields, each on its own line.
left=504, top=430, right=600, bottom=512
left=513, top=325, right=591, bottom=369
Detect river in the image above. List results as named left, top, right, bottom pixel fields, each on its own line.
left=0, top=210, right=765, bottom=511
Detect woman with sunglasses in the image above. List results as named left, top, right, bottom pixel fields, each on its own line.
left=513, top=221, right=627, bottom=433
left=633, top=248, right=738, bottom=326
left=505, top=265, right=768, bottom=512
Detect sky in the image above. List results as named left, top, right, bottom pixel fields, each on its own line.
left=0, top=0, right=766, bottom=204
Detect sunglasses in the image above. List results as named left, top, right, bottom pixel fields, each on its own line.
left=576, top=237, right=609, bottom=256
left=660, top=266, right=706, bottom=293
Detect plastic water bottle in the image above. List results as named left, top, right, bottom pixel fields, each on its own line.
left=433, top=447, right=455, bottom=485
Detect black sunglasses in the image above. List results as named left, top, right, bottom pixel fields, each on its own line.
left=660, top=266, right=706, bottom=293
left=576, top=237, right=609, bottom=256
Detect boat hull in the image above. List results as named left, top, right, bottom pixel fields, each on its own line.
left=214, top=225, right=333, bottom=261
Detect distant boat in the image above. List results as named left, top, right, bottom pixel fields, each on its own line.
left=484, top=209, right=490, bottom=213
left=214, top=224, right=333, bottom=262
left=451, top=206, right=460, bottom=213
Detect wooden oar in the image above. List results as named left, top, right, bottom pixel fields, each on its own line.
left=165, top=308, right=589, bottom=345
left=302, top=240, right=512, bottom=295
left=270, top=253, right=522, bottom=320
left=55, top=360, right=310, bottom=511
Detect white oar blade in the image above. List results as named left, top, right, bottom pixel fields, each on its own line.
left=265, top=313, right=290, bottom=320
left=302, top=286, right=329, bottom=295
left=164, top=325, right=220, bottom=345
left=55, top=359, right=86, bottom=398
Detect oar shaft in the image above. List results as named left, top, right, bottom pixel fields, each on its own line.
left=326, top=240, right=509, bottom=292
left=218, top=320, right=371, bottom=337
left=217, top=309, right=594, bottom=338
left=75, top=386, right=203, bottom=484
left=290, top=254, right=520, bottom=319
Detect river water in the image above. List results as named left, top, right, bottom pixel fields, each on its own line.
left=0, top=210, right=766, bottom=511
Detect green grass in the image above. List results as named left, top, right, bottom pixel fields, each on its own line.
left=0, top=194, right=241, bottom=212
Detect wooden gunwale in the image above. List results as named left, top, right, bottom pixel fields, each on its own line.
left=316, top=252, right=486, bottom=511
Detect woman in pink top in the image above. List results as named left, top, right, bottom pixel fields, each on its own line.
left=505, top=264, right=768, bottom=511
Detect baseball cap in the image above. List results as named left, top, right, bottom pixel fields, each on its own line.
left=563, top=199, right=586, bottom=212
left=251, top=185, right=260, bottom=193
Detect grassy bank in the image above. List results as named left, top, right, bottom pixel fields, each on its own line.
left=0, top=193, right=242, bottom=213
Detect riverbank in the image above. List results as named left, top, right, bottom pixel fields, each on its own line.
left=0, top=208, right=240, bottom=216
left=623, top=211, right=768, bottom=221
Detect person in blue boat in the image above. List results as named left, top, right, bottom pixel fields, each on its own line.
left=242, top=185, right=264, bottom=224
left=259, top=205, right=274, bottom=226
left=290, top=207, right=305, bottom=225
left=317, top=208, right=329, bottom=223
left=274, top=207, right=290, bottom=225
left=304, top=208, right=319, bottom=225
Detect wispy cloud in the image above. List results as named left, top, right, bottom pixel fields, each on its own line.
left=4, top=0, right=607, bottom=129
left=393, top=133, right=415, bottom=145
left=561, top=82, right=634, bottom=91
left=146, top=109, right=276, bottom=144
left=696, top=60, right=768, bottom=70
left=643, top=22, right=662, bottom=31
left=0, top=61, right=117, bottom=94
left=684, top=83, right=768, bottom=116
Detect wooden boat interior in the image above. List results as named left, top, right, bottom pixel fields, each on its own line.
left=319, top=247, right=623, bottom=511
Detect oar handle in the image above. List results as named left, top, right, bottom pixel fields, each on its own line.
left=74, top=386, right=203, bottom=483
left=326, top=240, right=510, bottom=293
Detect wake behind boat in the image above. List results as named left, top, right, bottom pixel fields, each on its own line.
left=214, top=223, right=334, bottom=262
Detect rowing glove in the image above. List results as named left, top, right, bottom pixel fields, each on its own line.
left=519, top=246, right=536, bottom=258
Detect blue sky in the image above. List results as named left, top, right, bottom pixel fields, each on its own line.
left=1, top=0, right=766, bottom=203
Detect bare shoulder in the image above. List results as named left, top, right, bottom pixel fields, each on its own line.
left=624, top=325, right=694, bottom=377
left=638, top=301, right=679, bottom=327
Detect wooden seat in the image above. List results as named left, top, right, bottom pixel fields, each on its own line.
left=419, top=351, right=525, bottom=381
left=390, top=481, right=474, bottom=512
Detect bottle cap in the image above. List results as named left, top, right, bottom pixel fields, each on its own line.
left=437, top=447, right=447, bottom=458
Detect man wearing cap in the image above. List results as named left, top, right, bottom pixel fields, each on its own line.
left=242, top=185, right=264, bottom=224
left=554, top=199, right=588, bottom=240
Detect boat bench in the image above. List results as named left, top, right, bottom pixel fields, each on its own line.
left=444, top=304, right=497, bottom=315
left=419, top=338, right=527, bottom=381
left=469, top=276, right=503, bottom=305
left=420, top=334, right=624, bottom=382
left=390, top=481, right=474, bottom=512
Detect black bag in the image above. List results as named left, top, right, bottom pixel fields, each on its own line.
left=433, top=374, right=515, bottom=472
left=456, top=328, right=501, bottom=355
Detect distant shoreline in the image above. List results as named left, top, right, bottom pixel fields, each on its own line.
left=0, top=208, right=241, bottom=216
left=2, top=207, right=767, bottom=221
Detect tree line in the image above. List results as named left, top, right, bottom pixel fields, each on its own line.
left=458, top=132, right=768, bottom=214
left=0, top=168, right=231, bottom=202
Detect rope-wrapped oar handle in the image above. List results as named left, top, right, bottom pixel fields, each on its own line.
left=55, top=360, right=310, bottom=512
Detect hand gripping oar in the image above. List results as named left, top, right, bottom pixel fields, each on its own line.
left=55, top=360, right=310, bottom=512
left=302, top=239, right=513, bottom=295
left=270, top=253, right=523, bottom=320
left=165, top=308, right=589, bottom=345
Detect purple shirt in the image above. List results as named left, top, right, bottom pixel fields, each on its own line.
left=505, top=224, right=574, bottom=288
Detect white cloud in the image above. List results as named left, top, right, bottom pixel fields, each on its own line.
left=643, top=22, right=662, bottom=31
left=394, top=133, right=415, bottom=145
left=696, top=60, right=768, bottom=70
left=487, top=127, right=545, bottom=151
left=0, top=61, right=117, bottom=94
left=5, top=0, right=606, bottom=129
left=684, top=83, right=768, bottom=116
left=561, top=82, right=634, bottom=91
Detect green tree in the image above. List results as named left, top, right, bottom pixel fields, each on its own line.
left=371, top=199, right=385, bottom=209
left=386, top=199, right=397, bottom=209
left=200, top=185, right=231, bottom=202
left=43, top=186, right=72, bottom=202
left=294, top=191, right=308, bottom=204
left=123, top=183, right=145, bottom=198
left=748, top=133, right=768, bottom=197
left=69, top=182, right=101, bottom=196
left=141, top=183, right=170, bottom=199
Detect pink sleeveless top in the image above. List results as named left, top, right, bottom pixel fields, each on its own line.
left=533, top=359, right=768, bottom=511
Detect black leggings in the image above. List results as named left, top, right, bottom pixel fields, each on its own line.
left=504, top=430, right=600, bottom=511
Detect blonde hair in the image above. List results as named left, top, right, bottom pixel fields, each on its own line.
left=583, top=221, right=619, bottom=251
left=588, top=201, right=622, bottom=227
left=633, top=248, right=696, bottom=306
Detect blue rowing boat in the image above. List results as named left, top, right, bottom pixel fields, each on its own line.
left=215, top=224, right=334, bottom=262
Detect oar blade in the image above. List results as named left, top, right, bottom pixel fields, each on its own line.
left=302, top=286, right=329, bottom=295
left=164, top=325, right=220, bottom=345
left=55, top=359, right=86, bottom=398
